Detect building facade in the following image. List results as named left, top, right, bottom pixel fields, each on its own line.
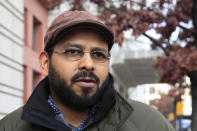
left=0, top=0, right=61, bottom=119
left=0, top=0, right=24, bottom=119
left=23, top=0, right=48, bottom=103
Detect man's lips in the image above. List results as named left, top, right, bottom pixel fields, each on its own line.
left=74, top=77, right=97, bottom=87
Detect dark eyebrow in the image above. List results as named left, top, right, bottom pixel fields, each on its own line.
left=92, top=47, right=108, bottom=53
left=62, top=43, right=108, bottom=53
left=63, top=43, right=83, bottom=49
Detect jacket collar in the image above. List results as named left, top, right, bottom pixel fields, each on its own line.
left=22, top=77, right=71, bottom=130
left=21, top=74, right=117, bottom=130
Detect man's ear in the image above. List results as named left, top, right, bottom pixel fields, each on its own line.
left=39, top=51, right=50, bottom=76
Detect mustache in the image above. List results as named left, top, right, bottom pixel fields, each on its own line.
left=71, top=71, right=100, bottom=84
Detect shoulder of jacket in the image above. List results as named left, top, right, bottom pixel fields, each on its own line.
left=115, top=93, right=175, bottom=131
left=1, top=107, right=23, bottom=121
left=128, top=99, right=169, bottom=121
left=0, top=107, right=25, bottom=130
left=127, top=99, right=175, bottom=131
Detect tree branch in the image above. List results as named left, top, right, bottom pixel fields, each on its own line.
left=192, top=0, right=197, bottom=28
left=97, top=4, right=119, bottom=14
left=143, top=32, right=169, bottom=56
left=130, top=0, right=145, bottom=7
left=192, top=0, right=197, bottom=48
left=178, top=24, right=196, bottom=35
left=97, top=2, right=169, bottom=56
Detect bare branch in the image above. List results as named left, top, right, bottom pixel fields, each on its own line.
left=192, top=0, right=197, bottom=28
left=130, top=0, right=146, bottom=7
left=178, top=24, right=195, bottom=34
left=143, top=32, right=170, bottom=56
left=97, top=4, right=119, bottom=14
left=192, top=0, right=197, bottom=48
left=96, top=3, right=169, bottom=55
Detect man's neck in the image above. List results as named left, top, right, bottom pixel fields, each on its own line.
left=52, top=97, right=90, bottom=127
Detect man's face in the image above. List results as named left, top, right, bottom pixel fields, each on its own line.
left=47, top=30, right=110, bottom=109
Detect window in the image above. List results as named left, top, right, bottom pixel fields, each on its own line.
left=32, top=18, right=40, bottom=51
left=149, top=87, right=155, bottom=94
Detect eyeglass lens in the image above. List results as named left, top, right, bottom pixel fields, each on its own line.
left=63, top=48, right=108, bottom=63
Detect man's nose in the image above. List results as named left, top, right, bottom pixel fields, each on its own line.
left=78, top=52, right=94, bottom=71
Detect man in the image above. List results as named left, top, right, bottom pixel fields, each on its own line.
left=0, top=11, right=175, bottom=131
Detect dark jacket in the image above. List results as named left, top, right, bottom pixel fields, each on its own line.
left=0, top=76, right=175, bottom=131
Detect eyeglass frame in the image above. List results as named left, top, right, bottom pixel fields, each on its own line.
left=47, top=49, right=110, bottom=63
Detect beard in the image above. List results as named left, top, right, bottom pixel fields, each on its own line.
left=48, top=61, right=110, bottom=110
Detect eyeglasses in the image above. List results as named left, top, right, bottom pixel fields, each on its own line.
left=48, top=48, right=110, bottom=63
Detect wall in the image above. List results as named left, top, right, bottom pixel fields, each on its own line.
left=23, top=0, right=48, bottom=102
left=0, top=0, right=24, bottom=119
left=0, top=0, right=49, bottom=119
